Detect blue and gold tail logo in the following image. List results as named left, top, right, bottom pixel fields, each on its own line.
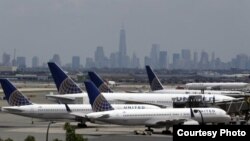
left=59, top=78, right=82, bottom=94
left=92, top=94, right=114, bottom=112
left=8, top=90, right=32, bottom=106
left=151, top=78, right=164, bottom=91
left=98, top=83, right=112, bottom=93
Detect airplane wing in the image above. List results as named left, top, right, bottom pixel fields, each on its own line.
left=115, top=99, right=169, bottom=108
left=69, top=112, right=86, bottom=118
left=63, top=104, right=87, bottom=118
left=45, top=95, right=76, bottom=102
left=85, top=113, right=110, bottom=119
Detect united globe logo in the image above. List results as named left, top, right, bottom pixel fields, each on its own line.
left=59, top=78, right=82, bottom=94
left=151, top=78, right=162, bottom=91
left=92, top=94, right=113, bottom=112
left=8, top=90, right=31, bottom=106
left=98, top=83, right=110, bottom=93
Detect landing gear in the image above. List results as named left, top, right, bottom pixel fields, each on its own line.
left=77, top=123, right=87, bottom=128
left=162, top=130, right=172, bottom=134
left=162, top=124, right=172, bottom=135
left=145, top=126, right=154, bottom=132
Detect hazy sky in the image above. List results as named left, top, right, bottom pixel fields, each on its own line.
left=1, top=0, right=250, bottom=66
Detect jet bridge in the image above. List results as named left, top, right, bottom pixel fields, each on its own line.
left=217, top=99, right=250, bottom=121
left=218, top=101, right=250, bottom=114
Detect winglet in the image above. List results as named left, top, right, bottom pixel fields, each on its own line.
left=145, top=65, right=164, bottom=91
left=48, top=62, right=83, bottom=94
left=0, top=79, right=32, bottom=106
left=84, top=80, right=114, bottom=112
left=88, top=71, right=113, bottom=93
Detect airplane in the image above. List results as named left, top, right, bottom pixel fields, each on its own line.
left=47, top=62, right=83, bottom=94
left=197, top=71, right=250, bottom=79
left=185, top=82, right=248, bottom=90
left=85, top=107, right=231, bottom=134
left=106, top=80, right=119, bottom=87
left=82, top=81, right=231, bottom=134
left=145, top=65, right=246, bottom=97
left=48, top=62, right=113, bottom=94
left=46, top=63, right=237, bottom=106
left=66, top=80, right=161, bottom=117
left=0, top=79, right=161, bottom=127
left=88, top=71, right=113, bottom=93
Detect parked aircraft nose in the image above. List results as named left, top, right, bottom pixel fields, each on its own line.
left=225, top=115, right=231, bottom=122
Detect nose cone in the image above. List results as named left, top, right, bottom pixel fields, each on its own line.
left=224, top=115, right=231, bottom=122
left=222, top=95, right=235, bottom=101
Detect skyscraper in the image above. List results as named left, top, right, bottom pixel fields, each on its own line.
left=16, top=56, right=26, bottom=69
left=110, top=52, right=119, bottom=68
left=210, top=52, right=216, bottom=69
left=173, top=53, right=180, bottom=69
left=2, top=52, right=11, bottom=66
left=150, top=44, right=160, bottom=69
left=72, top=56, right=80, bottom=70
left=193, top=52, right=198, bottom=69
left=85, top=57, right=95, bottom=68
left=32, top=56, right=39, bottom=68
left=193, top=52, right=198, bottom=64
left=181, top=49, right=191, bottom=69
left=236, top=54, right=248, bottom=70
left=131, top=53, right=140, bottom=68
left=159, top=51, right=167, bottom=69
left=199, top=51, right=209, bottom=70
left=95, top=46, right=106, bottom=68
left=118, top=27, right=127, bottom=68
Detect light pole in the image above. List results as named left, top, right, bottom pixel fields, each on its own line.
left=46, top=121, right=56, bottom=141
left=194, top=110, right=204, bottom=125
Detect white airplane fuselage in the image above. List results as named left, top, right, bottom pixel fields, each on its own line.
left=152, top=89, right=245, bottom=97
left=1, top=104, right=160, bottom=120
left=46, top=92, right=235, bottom=105
left=185, top=82, right=248, bottom=90
left=86, top=108, right=231, bottom=126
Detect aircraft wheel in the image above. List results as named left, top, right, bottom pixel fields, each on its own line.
left=145, top=128, right=154, bottom=132
left=77, top=123, right=87, bottom=128
left=162, top=130, right=172, bottom=135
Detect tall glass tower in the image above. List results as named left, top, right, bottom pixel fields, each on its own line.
left=119, top=27, right=127, bottom=68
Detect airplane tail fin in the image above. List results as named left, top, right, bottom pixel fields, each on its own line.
left=48, top=62, right=83, bottom=94
left=88, top=71, right=113, bottom=93
left=84, top=80, right=114, bottom=112
left=0, top=79, right=32, bottom=106
left=145, top=65, right=164, bottom=91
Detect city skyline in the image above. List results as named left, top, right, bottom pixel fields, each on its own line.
left=1, top=1, right=250, bottom=67
left=1, top=43, right=250, bottom=70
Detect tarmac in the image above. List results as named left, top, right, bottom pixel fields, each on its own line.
left=1, top=82, right=249, bottom=141
left=0, top=112, right=171, bottom=141
left=0, top=85, right=172, bottom=141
